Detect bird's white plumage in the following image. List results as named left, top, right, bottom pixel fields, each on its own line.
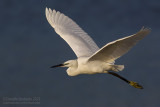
left=47, top=8, right=150, bottom=89
left=88, top=27, right=151, bottom=63
left=46, top=8, right=150, bottom=65
left=45, top=8, right=99, bottom=58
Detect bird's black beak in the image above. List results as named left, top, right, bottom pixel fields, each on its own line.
left=50, top=64, right=64, bottom=68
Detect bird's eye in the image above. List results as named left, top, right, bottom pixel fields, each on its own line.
left=64, top=63, right=69, bottom=65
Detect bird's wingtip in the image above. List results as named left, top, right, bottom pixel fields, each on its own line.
left=139, top=26, right=151, bottom=35
left=140, top=26, right=151, bottom=31
left=45, top=7, right=48, bottom=12
left=49, top=8, right=52, bottom=12
left=45, top=7, right=58, bottom=14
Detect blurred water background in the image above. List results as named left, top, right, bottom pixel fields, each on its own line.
left=0, top=0, right=160, bottom=107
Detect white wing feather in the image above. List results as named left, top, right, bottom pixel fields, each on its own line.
left=88, top=27, right=151, bottom=63
left=45, top=8, right=99, bottom=57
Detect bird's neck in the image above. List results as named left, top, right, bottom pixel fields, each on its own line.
left=66, top=67, right=78, bottom=76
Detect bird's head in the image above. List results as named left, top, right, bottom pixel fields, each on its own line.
left=50, top=60, right=77, bottom=68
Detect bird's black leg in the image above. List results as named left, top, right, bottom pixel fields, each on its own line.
left=108, top=71, right=143, bottom=89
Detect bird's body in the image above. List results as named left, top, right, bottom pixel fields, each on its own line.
left=45, top=8, right=151, bottom=89
left=66, top=57, right=113, bottom=76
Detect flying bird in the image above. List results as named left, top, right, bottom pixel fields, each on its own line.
left=45, top=8, right=150, bottom=89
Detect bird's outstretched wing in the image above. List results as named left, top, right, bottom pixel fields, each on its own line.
left=45, top=8, right=99, bottom=58
left=88, top=27, right=151, bottom=63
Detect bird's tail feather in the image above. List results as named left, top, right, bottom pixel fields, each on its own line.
left=111, top=65, right=124, bottom=72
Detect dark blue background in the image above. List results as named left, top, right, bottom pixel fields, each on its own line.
left=0, top=0, right=160, bottom=107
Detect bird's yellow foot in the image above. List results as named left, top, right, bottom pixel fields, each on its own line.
left=129, top=81, right=143, bottom=89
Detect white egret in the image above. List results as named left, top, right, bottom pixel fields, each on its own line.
left=45, top=8, right=150, bottom=89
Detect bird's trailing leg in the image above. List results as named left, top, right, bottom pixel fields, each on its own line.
left=108, top=71, right=143, bottom=89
